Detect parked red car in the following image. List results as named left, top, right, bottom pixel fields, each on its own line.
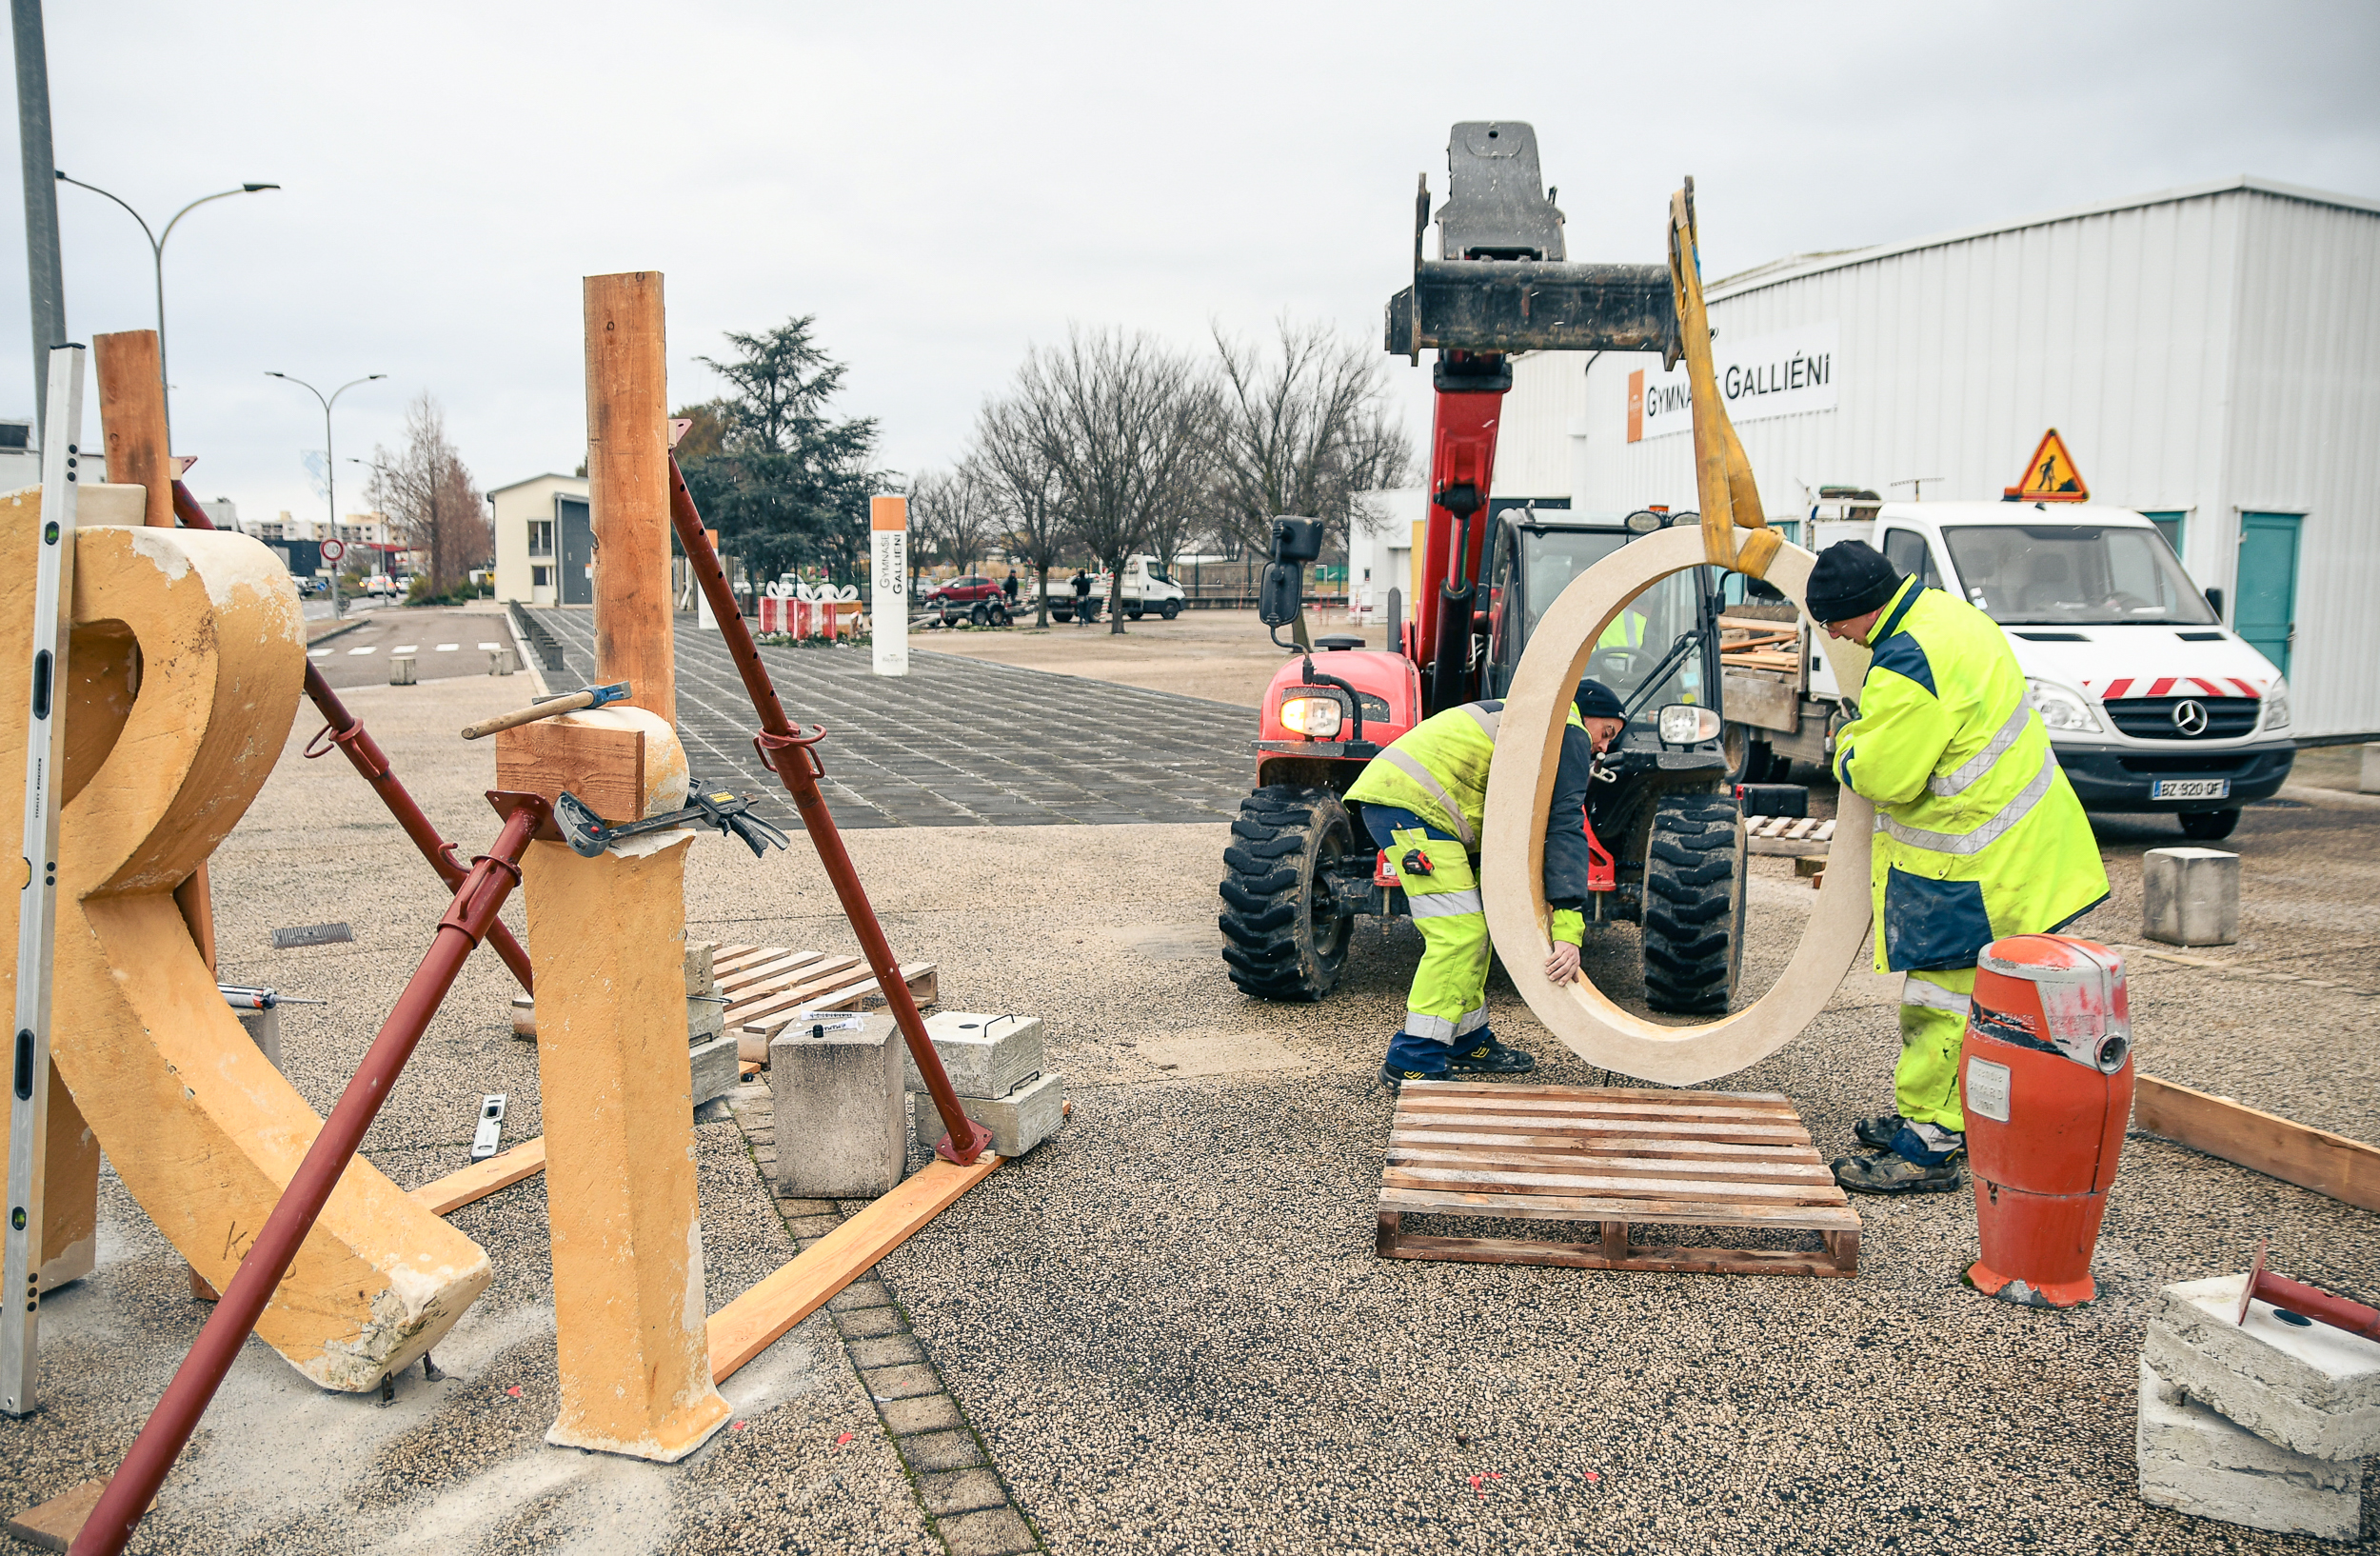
left=922, top=574, right=1012, bottom=626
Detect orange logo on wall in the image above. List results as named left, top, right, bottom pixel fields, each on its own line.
left=2006, top=429, right=2089, bottom=501
left=1627, top=369, right=1645, bottom=444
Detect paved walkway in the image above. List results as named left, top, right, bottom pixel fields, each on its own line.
left=529, top=609, right=1255, bottom=828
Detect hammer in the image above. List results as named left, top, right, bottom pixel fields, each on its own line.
left=460, top=680, right=632, bottom=741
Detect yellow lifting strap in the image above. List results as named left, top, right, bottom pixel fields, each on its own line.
left=1667, top=182, right=1780, bottom=581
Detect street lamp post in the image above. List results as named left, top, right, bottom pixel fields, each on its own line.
left=267, top=372, right=386, bottom=619
left=53, top=171, right=278, bottom=445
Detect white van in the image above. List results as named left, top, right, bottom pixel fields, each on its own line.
left=1723, top=498, right=2293, bottom=840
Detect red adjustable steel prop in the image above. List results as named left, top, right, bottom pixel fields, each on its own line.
left=666, top=457, right=991, bottom=1166
left=170, top=481, right=532, bottom=994
left=71, top=793, right=550, bottom=1556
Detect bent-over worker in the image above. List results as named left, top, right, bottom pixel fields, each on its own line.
left=1809, top=540, right=2109, bottom=1194
left=1347, top=679, right=1629, bottom=1090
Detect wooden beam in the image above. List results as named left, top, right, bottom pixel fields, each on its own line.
left=2134, top=1074, right=2380, bottom=1213
left=585, top=271, right=673, bottom=722
left=707, top=1152, right=1000, bottom=1384
left=492, top=718, right=645, bottom=823
left=91, top=330, right=172, bottom=528
left=407, top=1138, right=548, bottom=1217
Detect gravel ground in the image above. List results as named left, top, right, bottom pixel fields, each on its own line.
left=6, top=663, right=2374, bottom=1552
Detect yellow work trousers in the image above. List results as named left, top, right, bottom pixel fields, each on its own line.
left=1894, top=967, right=1975, bottom=1132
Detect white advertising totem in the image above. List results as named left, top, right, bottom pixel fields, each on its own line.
left=870, top=495, right=908, bottom=677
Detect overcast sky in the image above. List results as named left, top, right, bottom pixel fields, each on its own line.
left=7, top=0, right=2375, bottom=526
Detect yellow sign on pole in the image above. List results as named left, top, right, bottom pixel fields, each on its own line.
left=2007, top=429, right=2090, bottom=502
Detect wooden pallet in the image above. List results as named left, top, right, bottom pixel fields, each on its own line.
left=713, top=945, right=940, bottom=1063
left=1377, top=1083, right=1860, bottom=1277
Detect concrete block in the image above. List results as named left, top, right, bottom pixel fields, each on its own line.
left=684, top=940, right=717, bottom=998
left=388, top=654, right=416, bottom=686
left=2144, top=1275, right=2380, bottom=1460
left=2362, top=742, right=2380, bottom=795
left=511, top=993, right=537, bottom=1040
left=688, top=1033, right=739, bottom=1108
left=912, top=1069, right=1066, bottom=1158
left=768, top=1011, right=905, bottom=1197
left=2143, top=847, right=2239, bottom=946
left=2138, top=1358, right=2364, bottom=1541
left=235, top=1006, right=282, bottom=1072
left=902, top=1011, right=1044, bottom=1099
left=688, top=996, right=724, bottom=1043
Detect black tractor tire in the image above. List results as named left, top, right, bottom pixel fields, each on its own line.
left=2179, top=808, right=2241, bottom=841
left=1219, top=785, right=1356, bottom=1002
left=1640, top=791, right=1747, bottom=1016
left=1160, top=599, right=1181, bottom=620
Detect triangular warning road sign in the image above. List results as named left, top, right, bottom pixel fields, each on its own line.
left=2006, top=429, right=2089, bottom=501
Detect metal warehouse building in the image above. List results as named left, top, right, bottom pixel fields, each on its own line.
left=1491, top=175, right=2380, bottom=739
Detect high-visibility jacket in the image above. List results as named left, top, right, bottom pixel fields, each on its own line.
left=1345, top=700, right=1597, bottom=945
left=1833, top=577, right=2108, bottom=973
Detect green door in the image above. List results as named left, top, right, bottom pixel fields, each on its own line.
left=2234, top=512, right=2301, bottom=674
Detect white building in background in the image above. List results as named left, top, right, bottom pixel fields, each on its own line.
left=489, top=472, right=590, bottom=606
left=1496, top=175, right=2380, bottom=739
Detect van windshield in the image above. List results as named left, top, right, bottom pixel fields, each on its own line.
left=1940, top=524, right=2215, bottom=626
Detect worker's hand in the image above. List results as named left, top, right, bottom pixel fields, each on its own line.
left=1544, top=941, right=1581, bottom=985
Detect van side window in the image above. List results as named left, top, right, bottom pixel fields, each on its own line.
left=1882, top=529, right=1935, bottom=590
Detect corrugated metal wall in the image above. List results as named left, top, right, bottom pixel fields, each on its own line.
left=1518, top=182, right=2378, bottom=737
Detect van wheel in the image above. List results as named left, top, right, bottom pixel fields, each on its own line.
left=1220, top=786, right=1354, bottom=1002
left=1127, top=606, right=1144, bottom=621
left=1640, top=791, right=1745, bottom=1015
left=1160, top=599, right=1181, bottom=620
left=2179, top=808, right=2240, bottom=841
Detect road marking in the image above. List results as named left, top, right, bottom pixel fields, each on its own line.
left=435, top=643, right=459, bottom=651
left=479, top=642, right=503, bottom=651
left=394, top=645, right=419, bottom=654
left=307, top=648, right=333, bottom=659
left=348, top=646, right=377, bottom=655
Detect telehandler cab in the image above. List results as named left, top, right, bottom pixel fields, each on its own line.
left=1220, top=124, right=1773, bottom=1016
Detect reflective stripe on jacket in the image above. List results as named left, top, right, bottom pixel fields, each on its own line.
left=1832, top=577, right=2109, bottom=973
left=1346, top=700, right=1597, bottom=945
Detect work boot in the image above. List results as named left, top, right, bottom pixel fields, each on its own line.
left=1378, top=1061, right=1448, bottom=1095
left=1854, top=1112, right=1908, bottom=1151
left=1447, top=1031, right=1537, bottom=1076
left=1832, top=1151, right=1965, bottom=1195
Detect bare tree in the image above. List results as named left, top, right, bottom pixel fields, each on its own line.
left=971, top=395, right=1069, bottom=627
left=1015, top=327, right=1211, bottom=634
left=908, top=465, right=999, bottom=576
left=366, top=394, right=488, bottom=594
left=1209, top=316, right=1415, bottom=561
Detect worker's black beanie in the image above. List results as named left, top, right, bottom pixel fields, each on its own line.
left=1574, top=678, right=1625, bottom=722
left=1805, top=541, right=1902, bottom=622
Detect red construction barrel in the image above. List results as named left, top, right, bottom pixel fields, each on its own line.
left=1959, top=934, right=2134, bottom=1308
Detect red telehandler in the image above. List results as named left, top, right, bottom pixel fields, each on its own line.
left=1220, top=124, right=1782, bottom=1015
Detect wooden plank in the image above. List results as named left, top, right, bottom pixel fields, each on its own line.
left=717, top=950, right=826, bottom=997
left=1415, top=1083, right=1796, bottom=1107
left=6, top=1479, right=113, bottom=1551
left=800, top=962, right=938, bottom=1014
left=724, top=958, right=863, bottom=1025
left=707, top=945, right=771, bottom=974
left=2134, top=1074, right=2380, bottom=1213
left=1384, top=1229, right=1855, bottom=1278
left=1380, top=1185, right=1859, bottom=1230
left=1396, top=1111, right=1811, bottom=1145
left=407, top=1138, right=548, bottom=1216
left=586, top=269, right=676, bottom=721
left=1387, top=1144, right=1836, bottom=1183
left=1382, top=1165, right=1842, bottom=1204
left=1399, top=1092, right=1799, bottom=1122
left=707, top=1152, right=1001, bottom=1383
left=494, top=718, right=645, bottom=822
left=1389, top=1128, right=1816, bottom=1160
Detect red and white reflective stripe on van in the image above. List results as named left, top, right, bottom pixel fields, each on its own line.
left=2081, top=675, right=2263, bottom=700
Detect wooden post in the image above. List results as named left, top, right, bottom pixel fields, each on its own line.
left=92, top=330, right=216, bottom=975
left=584, top=273, right=673, bottom=721
left=521, top=274, right=727, bottom=1463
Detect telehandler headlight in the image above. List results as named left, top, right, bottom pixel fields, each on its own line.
left=1279, top=695, right=1344, bottom=738
left=1656, top=704, right=1722, bottom=745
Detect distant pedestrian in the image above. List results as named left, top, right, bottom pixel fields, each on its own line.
left=1003, top=570, right=1020, bottom=604
left=1071, top=568, right=1092, bottom=624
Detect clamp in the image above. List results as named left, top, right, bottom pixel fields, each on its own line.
left=556, top=784, right=793, bottom=860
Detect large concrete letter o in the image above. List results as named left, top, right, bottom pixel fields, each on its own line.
left=1480, top=527, right=1875, bottom=1086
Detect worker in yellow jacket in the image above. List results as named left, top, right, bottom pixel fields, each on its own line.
left=1811, top=541, right=2109, bottom=1194
left=1346, top=680, right=1628, bottom=1089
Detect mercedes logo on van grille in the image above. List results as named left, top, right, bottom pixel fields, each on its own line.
left=2172, top=699, right=2211, bottom=736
